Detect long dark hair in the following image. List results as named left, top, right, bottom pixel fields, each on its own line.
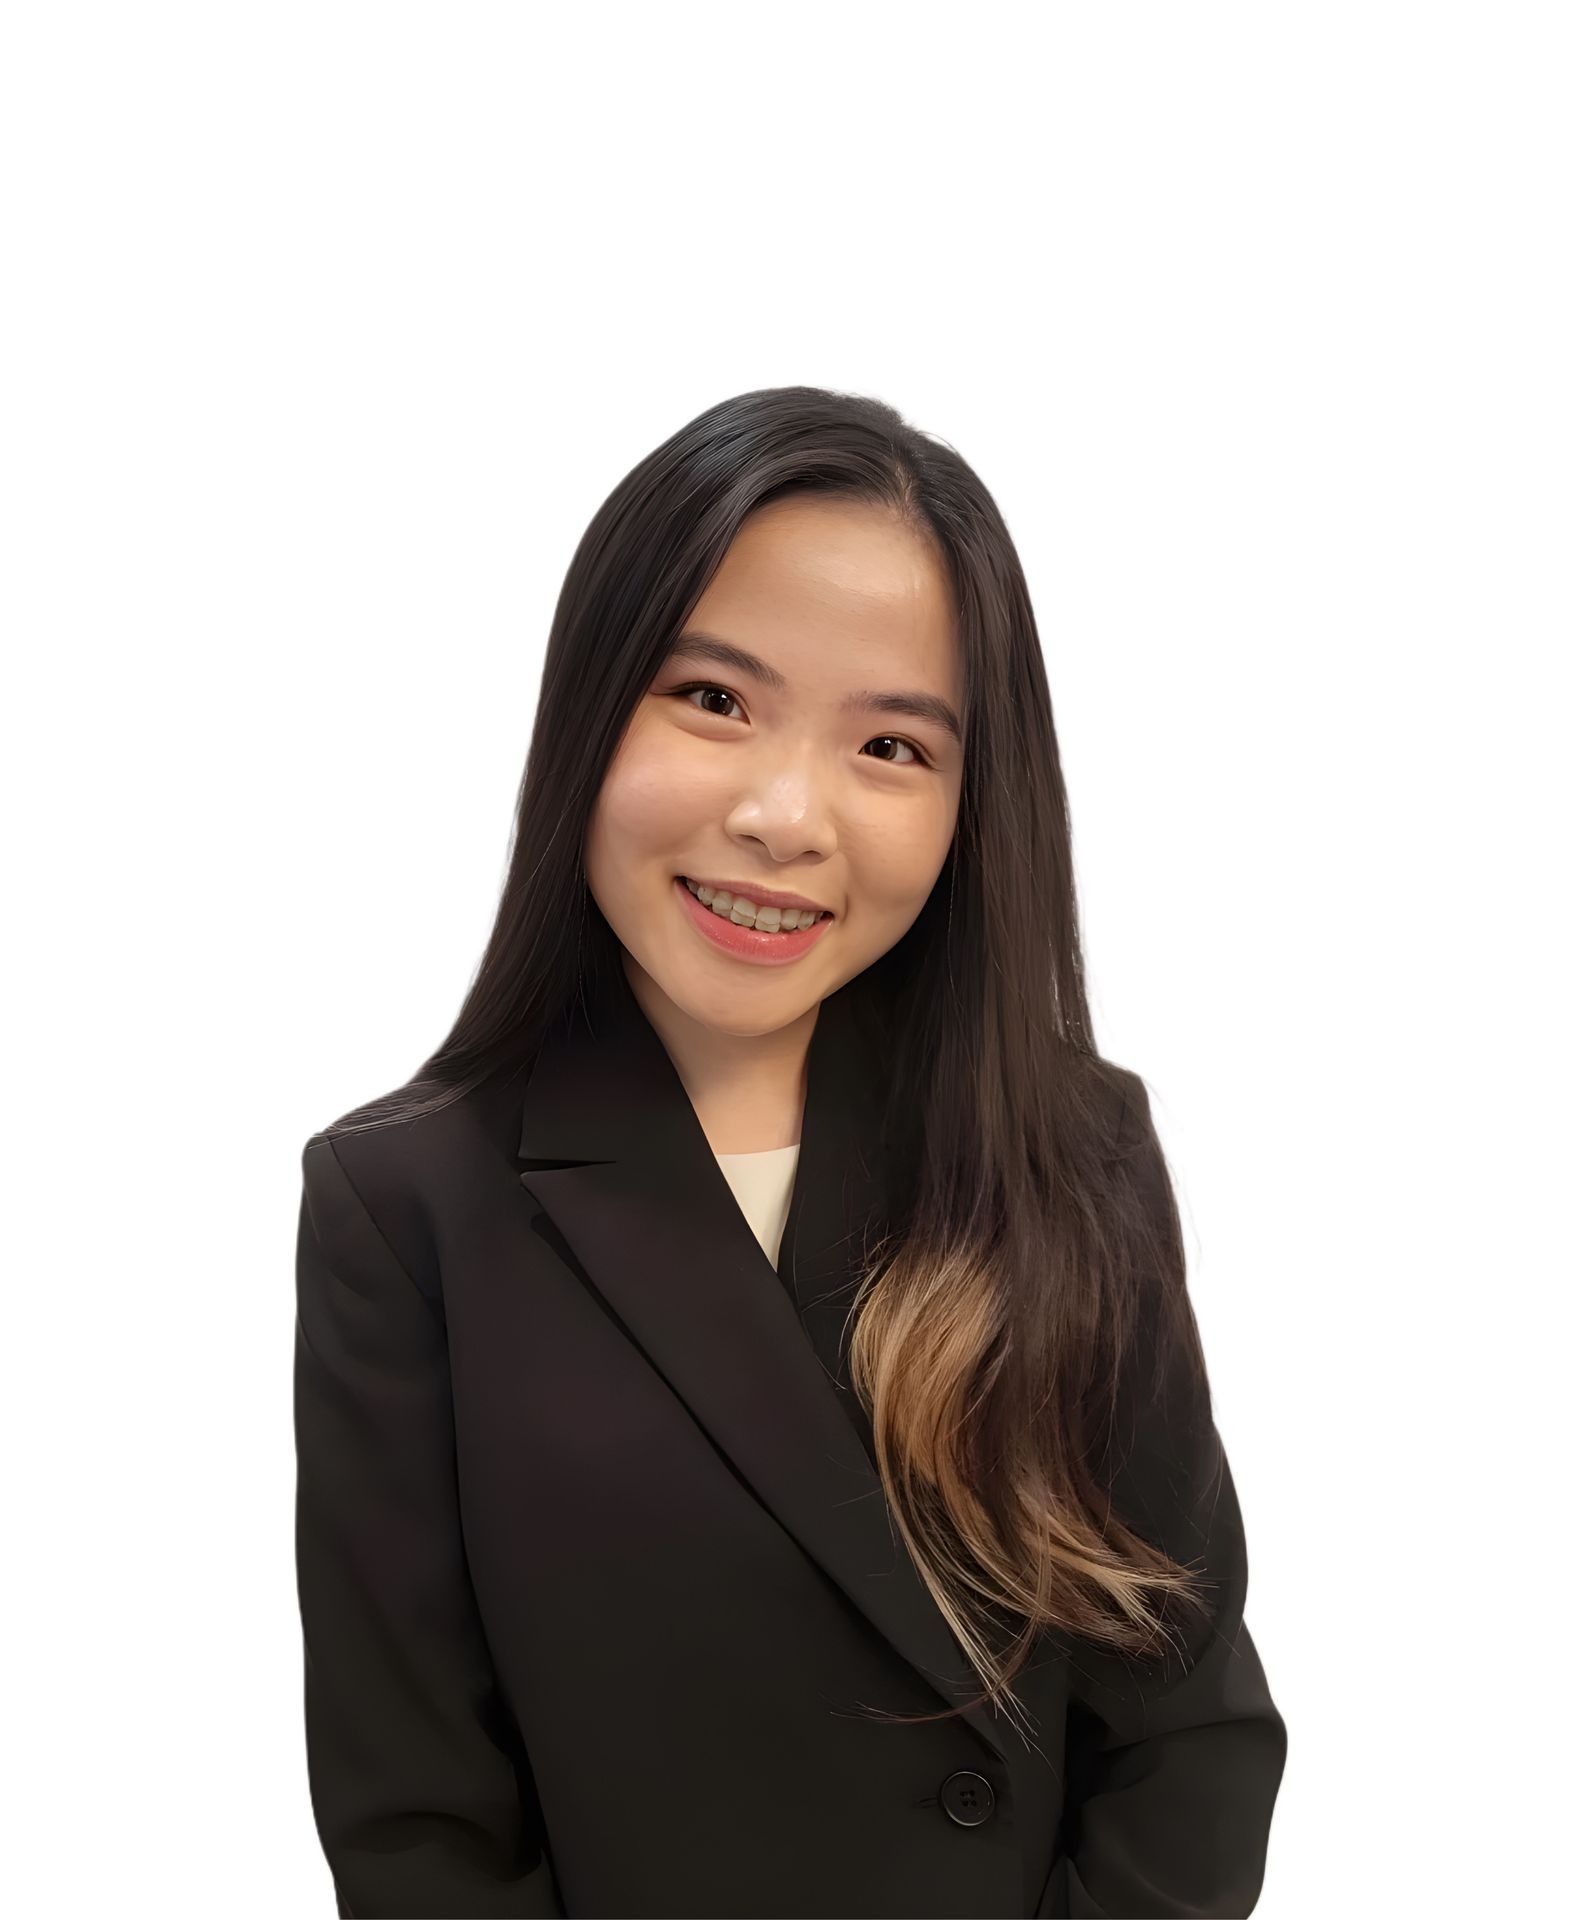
left=326, top=385, right=1214, bottom=1739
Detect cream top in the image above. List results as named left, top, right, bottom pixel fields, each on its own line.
left=712, top=1142, right=801, bottom=1272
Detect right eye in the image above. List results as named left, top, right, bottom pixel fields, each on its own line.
left=670, top=682, right=744, bottom=720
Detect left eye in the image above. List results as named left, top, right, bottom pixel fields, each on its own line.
left=862, top=735, right=921, bottom=766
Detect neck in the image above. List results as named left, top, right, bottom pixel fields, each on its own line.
left=622, top=950, right=819, bottom=1155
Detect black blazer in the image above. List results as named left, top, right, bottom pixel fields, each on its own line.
left=294, top=965, right=1287, bottom=1919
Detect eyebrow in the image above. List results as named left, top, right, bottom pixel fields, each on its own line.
left=668, top=632, right=964, bottom=744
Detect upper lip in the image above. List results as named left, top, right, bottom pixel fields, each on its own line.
left=679, top=874, right=835, bottom=916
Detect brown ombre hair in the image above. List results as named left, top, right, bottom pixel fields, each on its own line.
left=325, top=385, right=1217, bottom=1740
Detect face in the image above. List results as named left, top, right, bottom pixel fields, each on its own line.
left=585, top=495, right=965, bottom=1040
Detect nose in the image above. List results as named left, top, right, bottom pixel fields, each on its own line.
left=721, top=745, right=838, bottom=867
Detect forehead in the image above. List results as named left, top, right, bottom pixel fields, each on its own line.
left=687, top=496, right=961, bottom=698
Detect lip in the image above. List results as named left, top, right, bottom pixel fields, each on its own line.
left=678, top=874, right=835, bottom=917
left=673, top=874, right=835, bottom=967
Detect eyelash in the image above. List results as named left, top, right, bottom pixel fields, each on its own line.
left=666, top=682, right=933, bottom=768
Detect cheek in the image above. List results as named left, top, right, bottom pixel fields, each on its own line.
left=587, top=723, right=708, bottom=888
left=849, top=791, right=958, bottom=910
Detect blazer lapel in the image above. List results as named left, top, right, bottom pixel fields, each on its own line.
left=514, top=961, right=1012, bottom=1772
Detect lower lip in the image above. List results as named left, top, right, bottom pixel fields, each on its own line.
left=673, top=876, right=834, bottom=967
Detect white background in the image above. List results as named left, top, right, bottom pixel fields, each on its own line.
left=5, top=3, right=1566, bottom=1914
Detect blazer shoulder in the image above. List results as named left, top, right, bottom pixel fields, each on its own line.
left=1082, top=1057, right=1153, bottom=1155
left=299, top=1063, right=525, bottom=1296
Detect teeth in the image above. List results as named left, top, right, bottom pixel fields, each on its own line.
left=682, top=876, right=823, bottom=931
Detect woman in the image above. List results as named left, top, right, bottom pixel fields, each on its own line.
left=293, top=386, right=1288, bottom=1919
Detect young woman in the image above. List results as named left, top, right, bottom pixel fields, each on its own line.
left=293, top=386, right=1287, bottom=1919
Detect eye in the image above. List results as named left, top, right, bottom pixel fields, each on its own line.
left=667, top=683, right=932, bottom=768
left=670, top=682, right=744, bottom=720
left=861, top=734, right=927, bottom=768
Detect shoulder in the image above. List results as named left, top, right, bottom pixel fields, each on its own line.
left=300, top=1059, right=532, bottom=1293
left=1080, top=1057, right=1154, bottom=1155
left=1082, top=1061, right=1180, bottom=1269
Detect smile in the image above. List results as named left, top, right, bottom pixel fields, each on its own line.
left=673, top=875, right=835, bottom=967
left=680, top=876, right=829, bottom=930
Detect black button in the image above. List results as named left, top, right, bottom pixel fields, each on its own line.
left=939, top=1768, right=996, bottom=1827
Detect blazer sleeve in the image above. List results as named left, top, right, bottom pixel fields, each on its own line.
left=1055, top=1076, right=1288, bottom=1918
left=294, top=1132, right=565, bottom=1919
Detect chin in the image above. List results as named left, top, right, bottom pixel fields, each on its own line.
left=663, top=969, right=817, bottom=1034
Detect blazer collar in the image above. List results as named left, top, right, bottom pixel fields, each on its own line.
left=513, top=960, right=1012, bottom=1771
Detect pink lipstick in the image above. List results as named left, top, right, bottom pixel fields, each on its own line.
left=673, top=875, right=834, bottom=967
